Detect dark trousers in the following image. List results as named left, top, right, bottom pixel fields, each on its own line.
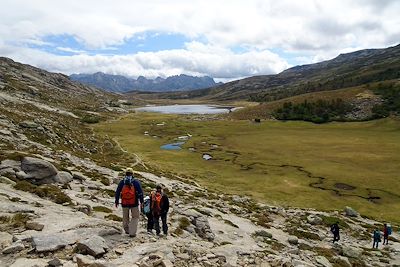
left=146, top=213, right=153, bottom=232
left=154, top=213, right=168, bottom=235
left=383, top=235, right=389, bottom=245
left=373, top=239, right=379, bottom=249
left=333, top=233, right=340, bottom=243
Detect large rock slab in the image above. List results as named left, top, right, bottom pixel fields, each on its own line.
left=33, top=234, right=70, bottom=252
left=21, top=157, right=58, bottom=183
left=76, top=235, right=109, bottom=257
left=342, top=246, right=362, bottom=258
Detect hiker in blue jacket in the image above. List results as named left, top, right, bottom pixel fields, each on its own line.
left=373, top=228, right=381, bottom=249
left=115, top=168, right=144, bottom=237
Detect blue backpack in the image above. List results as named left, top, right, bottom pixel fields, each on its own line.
left=143, top=197, right=151, bottom=215
left=388, top=225, right=392, bottom=235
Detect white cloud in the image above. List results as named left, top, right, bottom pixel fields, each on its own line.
left=0, top=0, right=399, bottom=79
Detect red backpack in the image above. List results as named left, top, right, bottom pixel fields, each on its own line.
left=121, top=178, right=136, bottom=206
left=151, top=192, right=162, bottom=215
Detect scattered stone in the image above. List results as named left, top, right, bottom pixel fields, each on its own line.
left=342, top=246, right=362, bottom=258
left=76, top=204, right=92, bottom=215
left=288, top=236, right=299, bottom=245
left=48, top=258, right=63, bottom=267
left=161, top=259, right=173, bottom=267
left=0, top=232, right=13, bottom=248
left=33, top=234, right=69, bottom=252
left=307, top=214, right=322, bottom=225
left=344, top=206, right=359, bottom=217
left=54, top=171, right=73, bottom=184
left=2, top=242, right=24, bottom=254
left=26, top=221, right=45, bottom=231
left=76, top=254, right=95, bottom=267
left=76, top=235, right=109, bottom=257
left=72, top=171, right=88, bottom=181
left=315, top=256, right=332, bottom=267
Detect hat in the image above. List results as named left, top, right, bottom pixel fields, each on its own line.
left=125, top=167, right=134, bottom=174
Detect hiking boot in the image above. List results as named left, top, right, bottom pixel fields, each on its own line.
left=129, top=234, right=136, bottom=238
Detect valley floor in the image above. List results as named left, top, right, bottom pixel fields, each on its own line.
left=94, top=113, right=400, bottom=224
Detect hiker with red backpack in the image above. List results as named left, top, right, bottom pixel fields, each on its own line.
left=115, top=168, right=144, bottom=237
left=149, top=184, right=169, bottom=236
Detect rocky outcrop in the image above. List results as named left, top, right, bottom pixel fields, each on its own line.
left=21, top=157, right=58, bottom=184
left=193, top=216, right=215, bottom=241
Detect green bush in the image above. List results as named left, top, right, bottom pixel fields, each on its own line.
left=14, top=181, right=72, bottom=204
left=105, top=214, right=122, bottom=222
left=81, top=115, right=100, bottom=124
left=92, top=206, right=113, bottom=213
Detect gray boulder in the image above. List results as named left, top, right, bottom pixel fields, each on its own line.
left=342, top=246, right=362, bottom=258
left=26, top=221, right=45, bottom=231
left=288, top=236, right=299, bottom=245
left=54, top=171, right=73, bottom=184
left=21, top=157, right=58, bottom=183
left=76, top=235, right=109, bottom=257
left=193, top=216, right=215, bottom=241
left=307, top=214, right=322, bottom=225
left=344, top=206, right=359, bottom=217
left=33, top=234, right=69, bottom=252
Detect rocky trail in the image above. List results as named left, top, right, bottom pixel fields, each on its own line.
left=1, top=152, right=400, bottom=267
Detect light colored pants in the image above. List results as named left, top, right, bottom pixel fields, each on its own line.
left=122, top=207, right=139, bottom=236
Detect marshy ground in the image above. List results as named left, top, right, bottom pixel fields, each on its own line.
left=95, top=112, right=400, bottom=224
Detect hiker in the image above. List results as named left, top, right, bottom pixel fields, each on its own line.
left=143, top=196, right=153, bottom=233
left=330, top=222, right=340, bottom=243
left=115, top=168, right=144, bottom=237
left=149, top=184, right=169, bottom=236
left=373, top=228, right=381, bottom=249
left=383, top=223, right=391, bottom=245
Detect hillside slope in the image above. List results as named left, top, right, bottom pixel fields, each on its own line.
left=155, top=44, right=400, bottom=102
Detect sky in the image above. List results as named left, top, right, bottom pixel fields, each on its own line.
left=0, top=0, right=399, bottom=82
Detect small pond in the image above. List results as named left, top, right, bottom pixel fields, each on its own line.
left=160, top=142, right=185, bottom=150
left=135, top=104, right=236, bottom=114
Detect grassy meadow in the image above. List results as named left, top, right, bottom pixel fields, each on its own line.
left=95, top=112, right=400, bottom=223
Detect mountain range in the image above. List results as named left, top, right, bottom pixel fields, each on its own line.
left=70, top=72, right=221, bottom=93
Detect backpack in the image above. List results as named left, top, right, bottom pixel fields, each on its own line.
left=151, top=192, right=162, bottom=215
left=387, top=225, right=392, bottom=235
left=121, top=176, right=136, bottom=206
left=143, top=197, right=151, bottom=215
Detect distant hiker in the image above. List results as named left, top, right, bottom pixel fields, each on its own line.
left=330, top=222, right=340, bottom=243
left=115, top=168, right=144, bottom=237
left=143, top=196, right=153, bottom=233
left=149, top=184, right=169, bottom=236
left=383, top=223, right=391, bottom=245
left=373, top=228, right=381, bottom=249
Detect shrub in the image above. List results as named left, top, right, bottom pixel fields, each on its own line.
left=81, top=115, right=100, bottom=124
left=105, top=214, right=122, bottom=222
left=14, top=181, right=72, bottom=205
left=92, top=206, right=113, bottom=213
left=252, top=230, right=272, bottom=239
